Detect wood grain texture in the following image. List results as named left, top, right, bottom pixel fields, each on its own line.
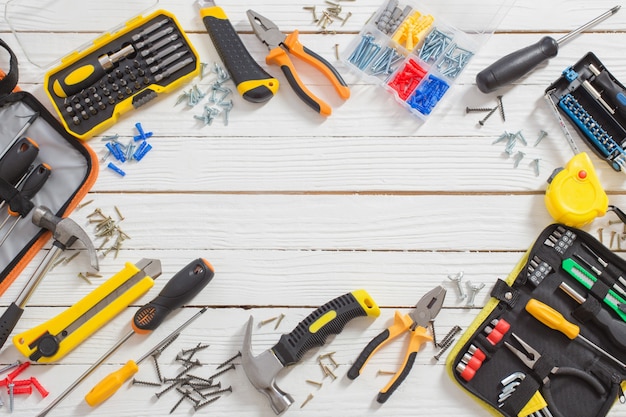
left=0, top=0, right=625, bottom=416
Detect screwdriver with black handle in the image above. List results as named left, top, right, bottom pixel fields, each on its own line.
left=476, top=6, right=620, bottom=93
left=0, top=163, right=52, bottom=247
left=36, top=258, right=214, bottom=417
left=559, top=282, right=626, bottom=351
left=0, top=137, right=39, bottom=188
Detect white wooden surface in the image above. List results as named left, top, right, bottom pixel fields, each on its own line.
left=0, top=0, right=625, bottom=416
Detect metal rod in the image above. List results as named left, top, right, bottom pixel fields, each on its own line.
left=557, top=6, right=621, bottom=45
left=16, top=246, right=63, bottom=308
left=0, top=112, right=39, bottom=161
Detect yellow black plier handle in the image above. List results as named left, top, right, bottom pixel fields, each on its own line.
left=347, top=310, right=432, bottom=403
left=247, top=10, right=350, bottom=116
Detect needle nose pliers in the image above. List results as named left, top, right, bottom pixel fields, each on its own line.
left=505, top=333, right=606, bottom=417
left=347, top=285, right=446, bottom=403
left=247, top=10, right=350, bottom=116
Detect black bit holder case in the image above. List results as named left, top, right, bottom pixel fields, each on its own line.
left=447, top=224, right=626, bottom=417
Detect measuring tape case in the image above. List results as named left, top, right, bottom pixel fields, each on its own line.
left=447, top=224, right=626, bottom=417
left=0, top=39, right=98, bottom=295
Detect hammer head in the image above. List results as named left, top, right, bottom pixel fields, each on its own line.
left=32, top=206, right=99, bottom=271
left=242, top=316, right=293, bottom=414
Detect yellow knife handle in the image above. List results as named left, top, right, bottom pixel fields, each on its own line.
left=13, top=261, right=156, bottom=363
left=199, top=5, right=279, bottom=103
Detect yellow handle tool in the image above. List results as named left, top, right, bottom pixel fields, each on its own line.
left=85, top=308, right=207, bottom=406
left=13, top=259, right=161, bottom=363
left=525, top=299, right=626, bottom=369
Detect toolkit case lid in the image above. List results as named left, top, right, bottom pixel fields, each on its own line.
left=4, top=0, right=159, bottom=68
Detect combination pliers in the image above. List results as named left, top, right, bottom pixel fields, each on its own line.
left=247, top=10, right=350, bottom=116
left=347, top=285, right=446, bottom=403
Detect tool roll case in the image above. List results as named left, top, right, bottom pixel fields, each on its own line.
left=0, top=39, right=98, bottom=295
left=447, top=224, right=626, bottom=417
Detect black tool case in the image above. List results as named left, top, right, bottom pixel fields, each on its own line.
left=0, top=39, right=98, bottom=295
left=447, top=224, right=626, bottom=417
left=546, top=52, right=626, bottom=172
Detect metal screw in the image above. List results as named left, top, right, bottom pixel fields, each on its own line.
left=203, top=386, right=232, bottom=397
left=448, top=272, right=466, bottom=300
left=533, top=130, right=548, bottom=146
left=497, top=95, right=505, bottom=121
left=193, top=395, right=221, bottom=411
left=598, top=227, right=604, bottom=244
left=8, top=383, right=14, bottom=412
left=429, top=320, right=438, bottom=347
left=478, top=106, right=498, bottom=126
left=258, top=316, right=278, bottom=327
left=513, top=151, right=525, bottom=168
left=377, top=370, right=396, bottom=376
left=306, top=379, right=323, bottom=387
left=181, top=343, right=210, bottom=356
left=208, top=364, right=235, bottom=380
left=132, top=378, right=161, bottom=387
left=301, top=393, right=314, bottom=408
left=274, top=313, right=285, bottom=330
left=323, top=365, right=337, bottom=379
left=438, top=325, right=462, bottom=348
left=169, top=390, right=187, bottom=414
left=466, top=281, right=485, bottom=308
left=216, top=351, right=241, bottom=370
left=152, top=354, right=163, bottom=382
left=531, top=158, right=541, bottom=176
left=433, top=337, right=456, bottom=361
left=466, top=107, right=493, bottom=113
left=155, top=381, right=184, bottom=399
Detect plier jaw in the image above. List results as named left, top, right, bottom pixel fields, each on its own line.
left=247, top=10, right=286, bottom=50
left=409, top=285, right=446, bottom=329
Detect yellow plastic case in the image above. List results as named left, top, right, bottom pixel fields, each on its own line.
left=446, top=224, right=626, bottom=417
left=44, top=9, right=200, bottom=140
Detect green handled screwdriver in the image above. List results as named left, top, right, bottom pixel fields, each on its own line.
left=36, top=258, right=214, bottom=417
left=476, top=6, right=620, bottom=93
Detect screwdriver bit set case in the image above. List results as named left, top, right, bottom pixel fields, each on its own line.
left=447, top=224, right=626, bottom=417
left=0, top=40, right=98, bottom=295
left=341, top=0, right=513, bottom=120
left=546, top=53, right=626, bottom=173
left=5, top=0, right=199, bottom=140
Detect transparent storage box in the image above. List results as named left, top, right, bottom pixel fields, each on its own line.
left=342, top=0, right=515, bottom=120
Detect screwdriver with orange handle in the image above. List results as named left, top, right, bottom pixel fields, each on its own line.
left=525, top=298, right=626, bottom=369
left=35, top=258, right=214, bottom=417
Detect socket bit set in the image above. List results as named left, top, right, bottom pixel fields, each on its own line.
left=341, top=0, right=512, bottom=120
left=546, top=52, right=626, bottom=173
left=44, top=10, right=200, bottom=139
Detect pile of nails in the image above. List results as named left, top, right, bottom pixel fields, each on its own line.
left=86, top=205, right=131, bottom=266
left=492, top=130, right=548, bottom=176
left=176, top=63, right=233, bottom=126
left=300, top=351, right=340, bottom=409
left=133, top=339, right=238, bottom=413
left=102, top=122, right=154, bottom=177
left=303, top=1, right=353, bottom=32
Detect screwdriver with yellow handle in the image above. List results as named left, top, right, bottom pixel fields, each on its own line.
left=35, top=259, right=214, bottom=417
left=525, top=299, right=626, bottom=369
left=51, top=44, right=135, bottom=98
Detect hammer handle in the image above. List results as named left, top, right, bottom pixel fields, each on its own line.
left=272, top=289, right=380, bottom=366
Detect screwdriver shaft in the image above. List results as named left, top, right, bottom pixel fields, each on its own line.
left=578, top=333, right=626, bottom=369
left=557, top=6, right=621, bottom=45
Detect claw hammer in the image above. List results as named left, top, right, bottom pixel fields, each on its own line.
left=0, top=205, right=98, bottom=350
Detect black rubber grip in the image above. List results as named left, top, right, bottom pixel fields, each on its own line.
left=272, top=292, right=371, bottom=366
left=0, top=302, right=24, bottom=350
left=20, top=163, right=51, bottom=200
left=476, top=36, right=559, bottom=93
left=280, top=64, right=321, bottom=114
left=202, top=14, right=276, bottom=103
left=0, top=138, right=39, bottom=184
left=132, top=258, right=214, bottom=332
left=377, top=351, right=417, bottom=403
left=347, top=328, right=390, bottom=379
